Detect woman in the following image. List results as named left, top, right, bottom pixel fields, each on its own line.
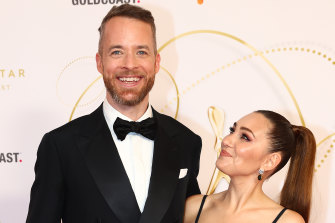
left=184, top=110, right=316, bottom=223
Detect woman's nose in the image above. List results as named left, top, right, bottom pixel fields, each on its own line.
left=221, top=134, right=233, bottom=149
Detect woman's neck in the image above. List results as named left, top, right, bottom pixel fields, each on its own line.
left=219, top=176, right=267, bottom=212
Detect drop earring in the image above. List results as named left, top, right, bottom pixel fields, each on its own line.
left=258, top=169, right=264, bottom=181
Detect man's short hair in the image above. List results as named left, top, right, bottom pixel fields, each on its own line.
left=98, top=4, right=157, bottom=54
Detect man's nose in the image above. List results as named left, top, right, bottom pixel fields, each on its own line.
left=123, top=53, right=138, bottom=70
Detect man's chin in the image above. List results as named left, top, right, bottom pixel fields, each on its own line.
left=112, top=94, right=144, bottom=106
left=106, top=86, right=151, bottom=106
left=120, top=99, right=142, bottom=106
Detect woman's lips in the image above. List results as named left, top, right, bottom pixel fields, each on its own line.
left=220, top=149, right=232, bottom=157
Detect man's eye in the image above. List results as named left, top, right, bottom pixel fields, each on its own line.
left=111, top=50, right=121, bottom=55
left=229, top=127, right=234, bottom=134
left=137, top=50, right=148, bottom=55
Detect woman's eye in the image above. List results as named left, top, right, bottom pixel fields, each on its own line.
left=241, top=134, right=250, bottom=141
left=229, top=127, right=234, bottom=134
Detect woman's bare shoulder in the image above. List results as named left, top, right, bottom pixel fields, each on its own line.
left=278, top=209, right=305, bottom=223
left=186, top=194, right=204, bottom=204
left=183, top=194, right=206, bottom=223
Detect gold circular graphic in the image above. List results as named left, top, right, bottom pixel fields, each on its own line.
left=65, top=31, right=334, bottom=172
left=158, top=30, right=305, bottom=126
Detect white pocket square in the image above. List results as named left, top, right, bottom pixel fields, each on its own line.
left=179, top=168, right=188, bottom=179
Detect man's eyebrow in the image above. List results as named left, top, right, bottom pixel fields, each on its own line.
left=136, top=45, right=151, bottom=52
left=107, top=45, right=122, bottom=53
left=106, top=45, right=151, bottom=53
left=234, top=122, right=255, bottom=138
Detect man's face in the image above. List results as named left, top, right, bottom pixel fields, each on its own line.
left=96, top=16, right=160, bottom=107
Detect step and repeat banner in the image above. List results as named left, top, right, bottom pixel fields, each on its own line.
left=1, top=0, right=335, bottom=222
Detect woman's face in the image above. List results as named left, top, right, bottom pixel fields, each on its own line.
left=216, top=112, right=273, bottom=178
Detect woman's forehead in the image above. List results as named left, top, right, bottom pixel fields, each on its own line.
left=237, top=113, right=272, bottom=134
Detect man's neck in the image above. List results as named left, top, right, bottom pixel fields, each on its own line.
left=106, top=95, right=150, bottom=121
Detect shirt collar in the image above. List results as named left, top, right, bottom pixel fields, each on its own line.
left=103, top=98, right=153, bottom=126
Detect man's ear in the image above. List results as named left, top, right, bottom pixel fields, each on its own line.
left=262, top=152, right=282, bottom=172
left=96, top=52, right=103, bottom=74
left=154, top=53, right=161, bottom=74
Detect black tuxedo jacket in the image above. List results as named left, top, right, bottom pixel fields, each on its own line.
left=26, top=105, right=202, bottom=223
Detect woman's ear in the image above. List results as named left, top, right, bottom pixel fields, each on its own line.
left=262, top=152, right=282, bottom=172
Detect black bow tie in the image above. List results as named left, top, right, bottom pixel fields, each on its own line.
left=113, top=117, right=157, bottom=141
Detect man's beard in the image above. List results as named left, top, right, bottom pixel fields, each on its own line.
left=103, top=70, right=155, bottom=106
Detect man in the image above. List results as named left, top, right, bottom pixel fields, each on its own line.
left=26, top=4, right=202, bottom=223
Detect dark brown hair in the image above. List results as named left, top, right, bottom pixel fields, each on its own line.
left=98, top=4, right=157, bottom=54
left=256, top=110, right=316, bottom=223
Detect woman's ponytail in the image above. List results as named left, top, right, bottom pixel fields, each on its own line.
left=280, top=125, right=316, bottom=222
left=256, top=111, right=316, bottom=222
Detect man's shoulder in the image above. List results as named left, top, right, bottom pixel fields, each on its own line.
left=154, top=111, right=199, bottom=138
left=48, top=107, right=102, bottom=137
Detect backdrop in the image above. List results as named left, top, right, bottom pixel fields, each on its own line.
left=1, top=0, right=334, bottom=222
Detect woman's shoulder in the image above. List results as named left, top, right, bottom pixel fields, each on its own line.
left=186, top=194, right=205, bottom=204
left=277, top=209, right=305, bottom=223
left=184, top=194, right=206, bottom=213
left=183, top=194, right=207, bottom=223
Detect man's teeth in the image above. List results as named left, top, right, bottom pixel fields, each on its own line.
left=119, top=77, right=140, bottom=82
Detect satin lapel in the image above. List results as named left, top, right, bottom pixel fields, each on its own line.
left=139, top=111, right=180, bottom=223
left=76, top=106, right=141, bottom=223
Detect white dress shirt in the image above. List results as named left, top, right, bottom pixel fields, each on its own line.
left=102, top=99, right=154, bottom=212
